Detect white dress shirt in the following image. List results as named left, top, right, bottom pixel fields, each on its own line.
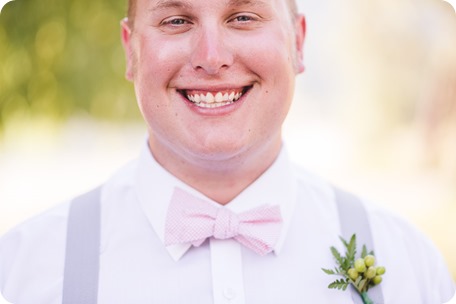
left=0, top=143, right=454, bottom=304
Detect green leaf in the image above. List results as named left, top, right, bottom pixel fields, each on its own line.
left=361, top=245, right=368, bottom=258
left=322, top=268, right=336, bottom=275
left=339, top=236, right=349, bottom=248
left=345, top=234, right=357, bottom=266
left=328, top=278, right=350, bottom=291
left=337, top=234, right=357, bottom=270
left=330, top=246, right=344, bottom=266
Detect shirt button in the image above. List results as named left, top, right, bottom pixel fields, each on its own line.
left=223, top=287, right=237, bottom=300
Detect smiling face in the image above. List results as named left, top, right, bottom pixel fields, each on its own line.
left=122, top=0, right=305, bottom=169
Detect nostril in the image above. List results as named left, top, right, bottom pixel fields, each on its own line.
left=190, top=38, right=234, bottom=74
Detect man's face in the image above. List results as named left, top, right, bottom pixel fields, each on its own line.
left=122, top=0, right=305, bottom=164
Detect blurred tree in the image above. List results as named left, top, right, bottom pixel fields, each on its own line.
left=0, top=0, right=139, bottom=131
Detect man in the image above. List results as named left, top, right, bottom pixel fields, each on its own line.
left=0, top=0, right=454, bottom=303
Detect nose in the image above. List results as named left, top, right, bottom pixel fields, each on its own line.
left=190, top=26, right=233, bottom=75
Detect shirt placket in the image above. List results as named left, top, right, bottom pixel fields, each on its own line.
left=210, top=238, right=245, bottom=304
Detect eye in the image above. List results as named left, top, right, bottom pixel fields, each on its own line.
left=162, top=17, right=190, bottom=26
left=233, top=15, right=253, bottom=22
left=228, top=13, right=262, bottom=28
left=159, top=16, right=193, bottom=34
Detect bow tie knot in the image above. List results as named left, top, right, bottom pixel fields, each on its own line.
left=213, top=208, right=240, bottom=239
left=165, top=187, right=283, bottom=255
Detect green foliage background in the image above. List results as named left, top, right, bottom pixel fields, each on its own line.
left=0, top=0, right=139, bottom=130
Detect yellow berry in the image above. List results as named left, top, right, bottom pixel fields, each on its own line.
left=376, top=266, right=386, bottom=275
left=364, top=255, right=375, bottom=267
left=366, top=266, right=376, bottom=279
left=348, top=268, right=359, bottom=280
left=354, top=258, right=366, bottom=273
left=372, top=275, right=383, bottom=285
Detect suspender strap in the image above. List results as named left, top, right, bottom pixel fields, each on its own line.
left=334, top=187, right=384, bottom=304
left=61, top=185, right=384, bottom=304
left=62, top=187, right=102, bottom=304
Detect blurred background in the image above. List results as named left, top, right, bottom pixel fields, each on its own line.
left=0, top=0, right=455, bottom=282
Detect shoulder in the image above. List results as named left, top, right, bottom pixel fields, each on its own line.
left=366, top=199, right=444, bottom=260
left=0, top=201, right=70, bottom=301
left=290, top=162, right=455, bottom=301
left=364, top=198, right=455, bottom=302
left=0, top=158, right=138, bottom=261
left=0, top=200, right=70, bottom=255
left=0, top=158, right=139, bottom=301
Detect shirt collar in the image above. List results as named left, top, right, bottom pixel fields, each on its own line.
left=134, top=142, right=298, bottom=261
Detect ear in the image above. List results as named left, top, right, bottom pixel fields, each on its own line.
left=294, top=14, right=306, bottom=74
left=121, top=18, right=135, bottom=81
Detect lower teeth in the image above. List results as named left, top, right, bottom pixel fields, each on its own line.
left=193, top=101, right=234, bottom=108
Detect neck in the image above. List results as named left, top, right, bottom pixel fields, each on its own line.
left=148, top=135, right=282, bottom=205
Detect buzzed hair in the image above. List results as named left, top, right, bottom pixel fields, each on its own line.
left=126, top=0, right=135, bottom=27
left=126, top=0, right=298, bottom=28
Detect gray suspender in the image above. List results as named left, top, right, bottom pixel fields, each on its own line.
left=62, top=187, right=384, bottom=303
left=334, top=187, right=384, bottom=304
left=62, top=187, right=101, bottom=304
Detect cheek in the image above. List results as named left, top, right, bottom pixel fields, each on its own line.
left=133, top=40, right=188, bottom=115
left=258, top=63, right=296, bottom=133
left=134, top=34, right=188, bottom=85
left=239, top=30, right=295, bottom=79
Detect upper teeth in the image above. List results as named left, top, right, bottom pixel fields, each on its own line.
left=187, top=91, right=243, bottom=105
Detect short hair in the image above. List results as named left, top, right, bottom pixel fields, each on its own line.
left=127, top=0, right=298, bottom=28
left=126, top=0, right=135, bottom=27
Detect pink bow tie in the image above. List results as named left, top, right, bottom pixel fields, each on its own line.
left=164, top=187, right=283, bottom=255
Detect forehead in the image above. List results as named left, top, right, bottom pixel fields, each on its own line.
left=152, top=0, right=265, bottom=9
left=131, top=0, right=296, bottom=13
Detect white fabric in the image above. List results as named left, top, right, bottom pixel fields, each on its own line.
left=0, top=143, right=454, bottom=304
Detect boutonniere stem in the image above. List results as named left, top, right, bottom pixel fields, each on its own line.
left=322, top=234, right=386, bottom=304
left=361, top=291, right=374, bottom=304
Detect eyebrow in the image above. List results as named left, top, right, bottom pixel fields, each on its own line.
left=225, top=0, right=268, bottom=8
left=150, top=0, right=193, bottom=12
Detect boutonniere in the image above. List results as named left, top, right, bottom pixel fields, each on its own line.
left=322, top=234, right=386, bottom=304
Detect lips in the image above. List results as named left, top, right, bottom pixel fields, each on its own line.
left=178, top=86, right=252, bottom=108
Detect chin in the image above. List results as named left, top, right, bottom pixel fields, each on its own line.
left=184, top=140, right=251, bottom=162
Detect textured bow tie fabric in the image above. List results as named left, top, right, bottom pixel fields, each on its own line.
left=164, top=187, right=283, bottom=255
